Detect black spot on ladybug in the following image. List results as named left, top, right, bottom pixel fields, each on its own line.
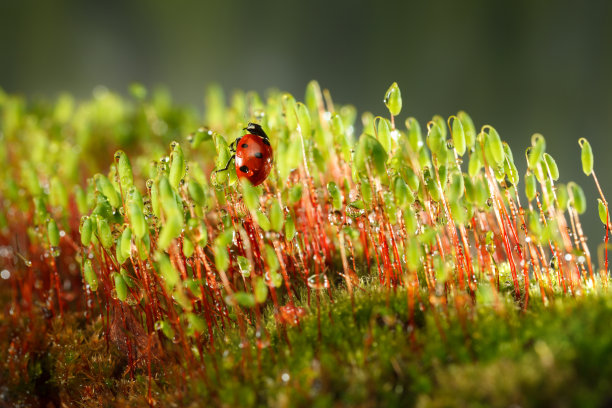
left=254, top=152, right=263, bottom=159
left=241, top=143, right=248, bottom=148
left=239, top=165, right=249, bottom=173
left=262, top=138, right=271, bottom=146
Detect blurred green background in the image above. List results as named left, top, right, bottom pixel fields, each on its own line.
left=1, top=0, right=612, bottom=246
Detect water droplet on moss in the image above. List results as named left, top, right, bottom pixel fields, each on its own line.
left=307, top=273, right=329, bottom=290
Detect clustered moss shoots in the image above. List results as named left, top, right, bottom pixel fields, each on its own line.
left=0, top=82, right=610, bottom=407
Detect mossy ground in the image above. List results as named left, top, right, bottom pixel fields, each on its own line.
left=1, top=83, right=611, bottom=407
left=2, top=282, right=612, bottom=407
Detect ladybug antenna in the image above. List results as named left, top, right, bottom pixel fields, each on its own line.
left=244, top=122, right=269, bottom=139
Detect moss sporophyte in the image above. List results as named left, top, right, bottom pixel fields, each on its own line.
left=0, top=82, right=610, bottom=406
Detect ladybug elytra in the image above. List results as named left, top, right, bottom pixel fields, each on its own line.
left=215, top=123, right=273, bottom=186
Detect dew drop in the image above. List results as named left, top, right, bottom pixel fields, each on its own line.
left=307, top=273, right=330, bottom=290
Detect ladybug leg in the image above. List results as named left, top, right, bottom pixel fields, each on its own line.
left=215, top=155, right=235, bottom=173
left=228, top=137, right=241, bottom=153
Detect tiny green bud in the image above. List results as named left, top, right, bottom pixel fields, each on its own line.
left=97, top=218, right=113, bottom=249
left=269, top=201, right=284, bottom=232
left=384, top=82, right=402, bottom=116
left=579, top=138, right=593, bottom=176
left=157, top=211, right=183, bottom=251
left=120, top=227, right=132, bottom=260
left=114, top=272, right=128, bottom=301
left=188, top=180, right=206, bottom=207
left=327, top=182, right=342, bottom=211
left=296, top=102, right=312, bottom=137
left=288, top=185, right=303, bottom=205
left=447, top=172, right=465, bottom=202
left=95, top=174, right=121, bottom=209
left=129, top=202, right=147, bottom=239
left=157, top=253, right=180, bottom=290
left=405, top=117, right=423, bottom=152
left=450, top=116, right=466, bottom=156
left=48, top=219, right=60, bottom=247
left=169, top=143, right=185, bottom=190
left=264, top=244, right=280, bottom=274
left=114, top=150, right=134, bottom=192
left=528, top=133, right=546, bottom=170
left=241, top=179, right=261, bottom=211
left=182, top=236, right=194, bottom=258
left=254, top=276, right=268, bottom=303
left=598, top=199, right=609, bottom=226
left=284, top=213, right=296, bottom=240
left=569, top=182, right=587, bottom=214
left=543, top=153, right=559, bottom=181
left=556, top=184, right=569, bottom=212
left=83, top=259, right=98, bottom=291
left=232, top=292, right=256, bottom=308
left=525, top=171, right=537, bottom=201
left=484, top=126, right=504, bottom=166
left=80, top=217, right=92, bottom=246
left=376, top=117, right=392, bottom=154
left=255, top=210, right=271, bottom=231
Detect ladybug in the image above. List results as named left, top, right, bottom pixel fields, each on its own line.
left=216, top=123, right=273, bottom=186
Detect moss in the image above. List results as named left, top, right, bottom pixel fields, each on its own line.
left=1, top=82, right=611, bottom=406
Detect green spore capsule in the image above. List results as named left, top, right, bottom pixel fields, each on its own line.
left=48, top=219, right=60, bottom=247
left=355, top=134, right=388, bottom=177
left=74, top=185, right=89, bottom=215
left=97, top=218, right=113, bottom=249
left=327, top=182, right=342, bottom=211
left=95, top=174, right=121, bottom=209
left=114, top=150, right=134, bottom=192
left=254, top=276, right=268, bottom=303
left=296, top=102, right=311, bottom=137
left=120, top=227, right=132, bottom=260
left=525, top=171, right=537, bottom=201
left=83, top=259, right=98, bottom=291
left=457, top=111, right=476, bottom=151
left=450, top=116, right=466, bottom=156
left=182, top=236, right=194, bottom=258
left=282, top=93, right=298, bottom=132
left=157, top=212, right=183, bottom=251
left=579, top=138, right=593, bottom=176
left=269, top=201, right=284, bottom=232
left=255, top=210, right=271, bottom=231
left=569, top=182, right=587, bottom=214
left=484, top=126, right=504, bottom=166
left=288, top=184, right=302, bottom=205
left=49, top=176, right=68, bottom=209
left=384, top=82, right=402, bottom=117
left=405, top=117, right=423, bottom=153
left=188, top=180, right=206, bottom=207
left=241, top=179, right=261, bottom=211
left=468, top=146, right=483, bottom=178
left=447, top=172, right=465, bottom=202
left=149, top=181, right=161, bottom=218
left=129, top=202, right=147, bottom=239
left=376, top=117, right=392, bottom=154
left=598, top=199, right=609, bottom=226
left=543, top=153, right=559, bottom=181
left=426, top=122, right=446, bottom=158
left=154, top=320, right=175, bottom=340
left=528, top=133, right=546, bottom=170
left=556, top=184, right=569, bottom=212
left=169, top=142, right=185, bottom=190
left=157, top=253, right=179, bottom=290
left=113, top=272, right=128, bottom=302
left=80, top=217, right=92, bottom=246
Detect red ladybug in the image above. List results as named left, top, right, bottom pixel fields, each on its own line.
left=216, top=123, right=273, bottom=186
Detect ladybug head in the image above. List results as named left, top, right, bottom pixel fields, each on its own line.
left=244, top=122, right=269, bottom=139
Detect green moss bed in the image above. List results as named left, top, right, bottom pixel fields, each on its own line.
left=0, top=83, right=611, bottom=407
